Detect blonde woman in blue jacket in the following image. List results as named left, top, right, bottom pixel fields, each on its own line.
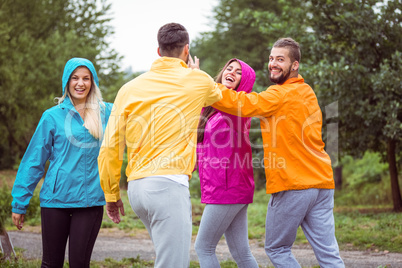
left=11, top=58, right=112, bottom=268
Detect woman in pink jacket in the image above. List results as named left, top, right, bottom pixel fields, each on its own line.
left=195, top=58, right=258, bottom=267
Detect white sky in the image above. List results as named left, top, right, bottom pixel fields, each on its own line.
left=108, top=0, right=219, bottom=72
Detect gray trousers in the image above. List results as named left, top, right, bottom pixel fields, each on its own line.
left=127, top=177, right=192, bottom=268
left=195, top=204, right=258, bottom=268
left=265, top=188, right=345, bottom=268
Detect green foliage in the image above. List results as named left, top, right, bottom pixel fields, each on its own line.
left=119, top=151, right=128, bottom=190
left=192, top=0, right=277, bottom=84
left=335, top=152, right=398, bottom=206
left=91, top=256, right=154, bottom=268
left=190, top=171, right=202, bottom=198
left=0, top=0, right=124, bottom=169
left=303, top=0, right=402, bottom=160
left=0, top=183, right=12, bottom=230
left=342, top=152, right=388, bottom=188
left=0, top=257, right=41, bottom=268
left=0, top=181, right=41, bottom=229
left=101, top=190, right=145, bottom=231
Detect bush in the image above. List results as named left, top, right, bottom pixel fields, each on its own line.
left=335, top=151, right=395, bottom=206
left=0, top=183, right=13, bottom=230
left=341, top=152, right=388, bottom=188
left=0, top=180, right=41, bottom=229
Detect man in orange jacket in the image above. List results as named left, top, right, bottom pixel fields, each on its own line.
left=212, top=38, right=345, bottom=267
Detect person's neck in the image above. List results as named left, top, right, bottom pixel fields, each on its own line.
left=276, top=73, right=298, bottom=85
left=73, top=102, right=86, bottom=119
left=289, top=72, right=298, bottom=79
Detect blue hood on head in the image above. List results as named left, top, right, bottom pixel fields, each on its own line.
left=62, top=58, right=99, bottom=94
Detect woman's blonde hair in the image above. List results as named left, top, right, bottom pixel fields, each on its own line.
left=55, top=79, right=105, bottom=140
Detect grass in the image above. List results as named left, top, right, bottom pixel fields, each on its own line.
left=333, top=208, right=402, bottom=252
left=1, top=169, right=401, bottom=267
left=0, top=255, right=242, bottom=268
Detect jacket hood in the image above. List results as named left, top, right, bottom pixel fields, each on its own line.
left=62, top=58, right=99, bottom=94
left=222, top=58, right=255, bottom=94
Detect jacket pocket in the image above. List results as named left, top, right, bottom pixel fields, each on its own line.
left=52, top=169, right=60, bottom=194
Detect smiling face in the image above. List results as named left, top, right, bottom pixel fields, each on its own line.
left=68, top=67, right=92, bottom=106
left=268, top=47, right=297, bottom=85
left=222, top=61, right=242, bottom=89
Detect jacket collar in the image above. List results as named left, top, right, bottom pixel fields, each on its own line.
left=59, top=96, right=79, bottom=114
left=283, top=74, right=304, bottom=85
left=151, top=57, right=188, bottom=70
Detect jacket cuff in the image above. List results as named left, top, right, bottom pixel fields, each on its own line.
left=105, top=192, right=121, bottom=202
left=12, top=207, right=26, bottom=215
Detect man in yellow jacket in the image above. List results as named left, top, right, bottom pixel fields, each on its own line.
left=212, top=38, right=345, bottom=267
left=98, top=23, right=222, bottom=268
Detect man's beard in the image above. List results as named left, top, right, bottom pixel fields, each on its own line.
left=269, top=66, right=291, bottom=84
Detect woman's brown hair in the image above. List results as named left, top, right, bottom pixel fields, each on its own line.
left=197, top=59, right=239, bottom=143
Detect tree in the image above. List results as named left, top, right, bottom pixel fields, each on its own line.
left=0, top=0, right=123, bottom=169
left=303, top=0, right=402, bottom=211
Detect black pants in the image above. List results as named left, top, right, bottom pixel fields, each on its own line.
left=40, top=206, right=103, bottom=268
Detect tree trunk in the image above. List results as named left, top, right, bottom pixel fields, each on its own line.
left=334, top=165, right=343, bottom=190
left=387, top=139, right=402, bottom=212
left=0, top=227, right=16, bottom=260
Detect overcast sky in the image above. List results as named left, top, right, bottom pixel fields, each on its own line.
left=109, top=0, right=218, bottom=72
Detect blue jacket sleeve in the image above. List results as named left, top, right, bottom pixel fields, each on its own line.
left=11, top=112, right=54, bottom=214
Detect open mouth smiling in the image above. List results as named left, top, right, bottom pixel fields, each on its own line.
left=225, top=76, right=235, bottom=82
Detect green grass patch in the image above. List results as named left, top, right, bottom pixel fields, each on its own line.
left=333, top=208, right=402, bottom=252
left=101, top=190, right=146, bottom=231
left=0, top=255, right=244, bottom=268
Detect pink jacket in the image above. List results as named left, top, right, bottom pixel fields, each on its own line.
left=197, top=59, right=256, bottom=204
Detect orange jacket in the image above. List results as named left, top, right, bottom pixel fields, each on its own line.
left=212, top=75, right=334, bottom=194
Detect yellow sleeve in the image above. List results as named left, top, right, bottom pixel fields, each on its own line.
left=98, top=91, right=127, bottom=202
left=204, top=78, right=223, bottom=106
left=212, top=83, right=284, bottom=117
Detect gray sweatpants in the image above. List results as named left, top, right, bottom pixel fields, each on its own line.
left=265, top=188, right=345, bottom=268
left=127, top=177, right=192, bottom=268
left=194, top=204, right=258, bottom=268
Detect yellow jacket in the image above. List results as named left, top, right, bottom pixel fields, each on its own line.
left=212, top=75, right=334, bottom=194
left=99, top=57, right=222, bottom=201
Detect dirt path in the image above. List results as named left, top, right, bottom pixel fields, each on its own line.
left=7, top=228, right=402, bottom=268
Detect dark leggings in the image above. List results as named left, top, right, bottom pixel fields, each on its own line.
left=40, top=206, right=103, bottom=268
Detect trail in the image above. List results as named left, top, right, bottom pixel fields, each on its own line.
left=7, top=229, right=402, bottom=268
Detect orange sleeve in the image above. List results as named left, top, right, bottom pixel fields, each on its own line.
left=212, top=83, right=284, bottom=118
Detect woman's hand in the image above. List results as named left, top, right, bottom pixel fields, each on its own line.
left=12, top=213, right=25, bottom=230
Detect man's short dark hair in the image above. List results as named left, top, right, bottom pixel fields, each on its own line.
left=273, top=38, right=301, bottom=63
left=157, top=23, right=189, bottom=57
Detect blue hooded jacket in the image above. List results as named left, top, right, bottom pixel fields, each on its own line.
left=11, top=58, right=113, bottom=214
